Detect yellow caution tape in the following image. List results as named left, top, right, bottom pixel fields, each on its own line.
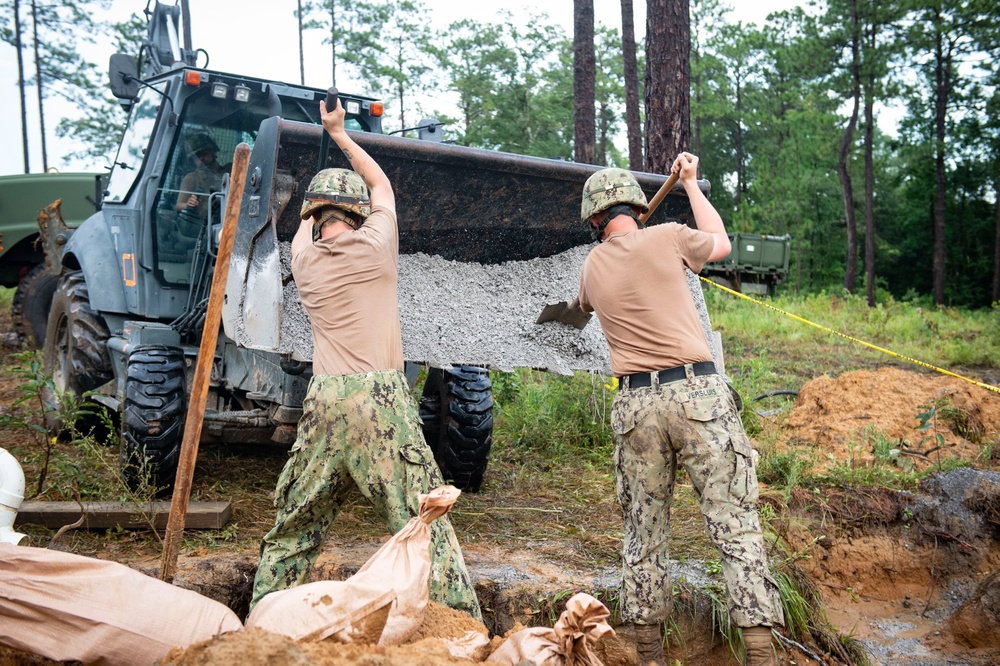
left=700, top=277, right=1000, bottom=396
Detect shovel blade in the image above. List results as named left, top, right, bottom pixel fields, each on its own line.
left=536, top=302, right=593, bottom=330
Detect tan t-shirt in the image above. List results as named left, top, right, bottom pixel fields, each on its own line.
left=292, top=205, right=404, bottom=376
left=578, top=223, right=715, bottom=376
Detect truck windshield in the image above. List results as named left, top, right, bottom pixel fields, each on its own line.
left=105, top=87, right=161, bottom=203
left=151, top=84, right=371, bottom=287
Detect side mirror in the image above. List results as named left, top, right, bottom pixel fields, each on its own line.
left=417, top=118, right=443, bottom=143
left=109, top=53, right=140, bottom=101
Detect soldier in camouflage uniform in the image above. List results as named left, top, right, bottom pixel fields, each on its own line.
left=250, top=97, right=482, bottom=621
left=574, top=154, right=784, bottom=666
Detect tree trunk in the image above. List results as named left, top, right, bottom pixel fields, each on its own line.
left=838, top=0, right=860, bottom=294
left=644, top=0, right=690, bottom=173
left=31, top=0, right=47, bottom=172
left=620, top=0, right=643, bottom=171
left=573, top=0, right=596, bottom=165
left=932, top=16, right=950, bottom=306
left=864, top=92, right=875, bottom=306
left=298, top=0, right=305, bottom=85
left=993, top=177, right=1000, bottom=304
left=735, top=82, right=743, bottom=209
left=15, top=0, right=29, bottom=173
left=864, top=21, right=877, bottom=307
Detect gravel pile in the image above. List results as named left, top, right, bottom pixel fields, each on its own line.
left=263, top=241, right=723, bottom=376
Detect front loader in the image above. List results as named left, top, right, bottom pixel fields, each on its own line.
left=38, top=1, right=712, bottom=493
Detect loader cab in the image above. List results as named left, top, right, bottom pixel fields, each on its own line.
left=103, top=65, right=383, bottom=315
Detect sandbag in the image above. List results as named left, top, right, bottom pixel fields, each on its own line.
left=248, top=485, right=462, bottom=647
left=0, top=543, right=242, bottom=665
left=487, top=593, right=614, bottom=666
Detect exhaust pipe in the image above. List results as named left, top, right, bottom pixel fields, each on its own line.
left=0, top=448, right=27, bottom=545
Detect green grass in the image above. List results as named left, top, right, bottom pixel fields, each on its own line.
left=1, top=284, right=995, bottom=660
left=703, top=285, right=1000, bottom=387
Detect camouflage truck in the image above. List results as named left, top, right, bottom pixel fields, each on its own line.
left=702, top=232, right=791, bottom=296
left=0, top=172, right=103, bottom=346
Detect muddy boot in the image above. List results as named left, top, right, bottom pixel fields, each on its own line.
left=742, top=626, right=776, bottom=666
left=633, top=623, right=666, bottom=666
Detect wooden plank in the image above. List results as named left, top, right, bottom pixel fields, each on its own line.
left=13, top=501, right=232, bottom=530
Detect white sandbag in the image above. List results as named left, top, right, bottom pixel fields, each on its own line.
left=248, top=485, right=462, bottom=647
left=487, top=593, right=614, bottom=666
left=245, top=580, right=395, bottom=643
left=0, top=543, right=242, bottom=665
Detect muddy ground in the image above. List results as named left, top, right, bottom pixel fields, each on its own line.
left=2, top=360, right=1000, bottom=665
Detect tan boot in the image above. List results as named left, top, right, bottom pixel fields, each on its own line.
left=742, top=626, right=776, bottom=666
left=633, top=623, right=666, bottom=666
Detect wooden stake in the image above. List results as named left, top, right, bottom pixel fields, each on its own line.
left=160, top=143, right=251, bottom=582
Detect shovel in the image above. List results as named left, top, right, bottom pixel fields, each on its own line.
left=536, top=171, right=680, bottom=329
left=536, top=298, right=592, bottom=329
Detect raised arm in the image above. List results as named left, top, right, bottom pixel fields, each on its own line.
left=320, top=99, right=394, bottom=213
left=671, top=152, right=731, bottom=262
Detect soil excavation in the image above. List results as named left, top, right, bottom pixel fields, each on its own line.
left=1, top=364, right=999, bottom=665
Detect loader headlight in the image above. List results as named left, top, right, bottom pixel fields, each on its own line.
left=345, top=100, right=361, bottom=115
left=234, top=84, right=251, bottom=103
left=211, top=82, right=229, bottom=99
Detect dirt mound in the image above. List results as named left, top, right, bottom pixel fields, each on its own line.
left=780, top=367, right=1000, bottom=470
left=161, top=602, right=493, bottom=666
left=160, top=628, right=477, bottom=665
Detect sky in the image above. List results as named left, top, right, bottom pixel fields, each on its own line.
left=0, top=0, right=804, bottom=176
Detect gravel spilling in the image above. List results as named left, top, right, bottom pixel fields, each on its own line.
left=261, top=241, right=723, bottom=376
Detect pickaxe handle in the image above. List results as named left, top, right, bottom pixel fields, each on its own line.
left=638, top=171, right=680, bottom=225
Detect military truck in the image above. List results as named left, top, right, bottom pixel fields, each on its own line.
left=38, top=1, right=708, bottom=493
left=701, top=232, right=791, bottom=296
left=0, top=171, right=103, bottom=346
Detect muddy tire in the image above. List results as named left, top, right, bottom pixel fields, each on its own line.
left=42, top=271, right=113, bottom=436
left=12, top=264, right=59, bottom=349
left=121, top=345, right=186, bottom=493
left=419, top=366, right=494, bottom=493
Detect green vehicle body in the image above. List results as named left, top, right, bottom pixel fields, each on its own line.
left=702, top=232, right=791, bottom=296
left=0, top=172, right=103, bottom=286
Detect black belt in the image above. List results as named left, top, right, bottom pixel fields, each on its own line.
left=621, top=361, right=717, bottom=389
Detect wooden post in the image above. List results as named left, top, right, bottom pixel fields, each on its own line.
left=160, top=143, right=251, bottom=583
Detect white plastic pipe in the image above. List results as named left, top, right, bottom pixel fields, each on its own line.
left=0, top=447, right=27, bottom=545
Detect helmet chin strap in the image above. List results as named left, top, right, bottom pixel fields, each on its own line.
left=591, top=204, right=640, bottom=242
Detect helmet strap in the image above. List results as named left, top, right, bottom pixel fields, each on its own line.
left=313, top=207, right=362, bottom=240
left=591, top=204, right=640, bottom=242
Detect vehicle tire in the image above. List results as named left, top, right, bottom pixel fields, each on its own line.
left=120, top=345, right=186, bottom=493
left=419, top=366, right=494, bottom=493
left=42, top=271, right=113, bottom=436
left=12, top=264, right=59, bottom=348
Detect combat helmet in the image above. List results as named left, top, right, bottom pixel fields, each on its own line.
left=580, top=168, right=649, bottom=222
left=300, top=168, right=372, bottom=226
left=185, top=131, right=219, bottom=157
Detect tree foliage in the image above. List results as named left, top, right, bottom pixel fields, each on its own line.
left=6, top=0, right=1000, bottom=308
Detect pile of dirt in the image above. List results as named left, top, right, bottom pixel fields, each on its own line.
left=780, top=367, right=1000, bottom=471
left=161, top=629, right=476, bottom=666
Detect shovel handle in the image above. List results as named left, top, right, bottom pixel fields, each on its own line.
left=638, top=171, right=680, bottom=225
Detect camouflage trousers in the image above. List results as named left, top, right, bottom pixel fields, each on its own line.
left=250, top=369, right=482, bottom=620
left=611, top=366, right=784, bottom=628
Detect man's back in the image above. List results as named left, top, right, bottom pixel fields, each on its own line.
left=578, top=223, right=713, bottom=375
left=293, top=206, right=403, bottom=376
